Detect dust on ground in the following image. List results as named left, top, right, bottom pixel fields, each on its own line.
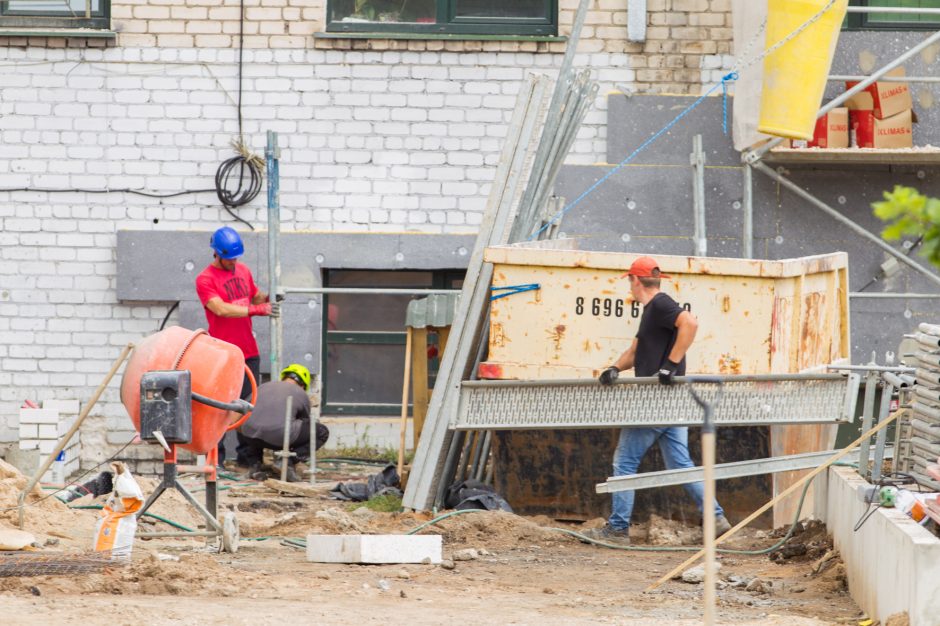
left=1, top=460, right=866, bottom=625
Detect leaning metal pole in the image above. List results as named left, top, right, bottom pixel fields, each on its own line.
left=752, top=161, right=940, bottom=290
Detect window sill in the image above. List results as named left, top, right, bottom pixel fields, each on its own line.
left=0, top=27, right=116, bottom=38
left=315, top=31, right=565, bottom=42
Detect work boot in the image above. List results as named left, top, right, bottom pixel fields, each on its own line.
left=579, top=524, right=630, bottom=546
left=247, top=463, right=267, bottom=481
left=284, top=465, right=301, bottom=483
left=715, top=515, right=732, bottom=535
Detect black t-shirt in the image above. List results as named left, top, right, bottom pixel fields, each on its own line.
left=634, top=292, right=687, bottom=377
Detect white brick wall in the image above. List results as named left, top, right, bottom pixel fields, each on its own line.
left=0, top=45, right=656, bottom=470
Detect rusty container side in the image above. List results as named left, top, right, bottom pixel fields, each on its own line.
left=483, top=245, right=849, bottom=526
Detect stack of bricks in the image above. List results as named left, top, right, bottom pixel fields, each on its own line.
left=18, top=400, right=82, bottom=483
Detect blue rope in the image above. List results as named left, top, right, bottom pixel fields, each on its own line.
left=490, top=283, right=540, bottom=301
left=721, top=72, right=739, bottom=135
left=529, top=71, right=738, bottom=242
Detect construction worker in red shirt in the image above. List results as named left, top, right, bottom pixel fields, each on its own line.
left=195, top=226, right=279, bottom=467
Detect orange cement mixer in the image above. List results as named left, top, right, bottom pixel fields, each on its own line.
left=121, top=326, right=256, bottom=455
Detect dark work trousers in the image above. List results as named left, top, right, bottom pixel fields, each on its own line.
left=219, top=356, right=261, bottom=464
left=241, top=420, right=330, bottom=467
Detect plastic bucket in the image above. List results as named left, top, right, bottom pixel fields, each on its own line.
left=758, top=0, right=848, bottom=140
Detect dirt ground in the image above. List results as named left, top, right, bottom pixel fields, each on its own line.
left=0, top=460, right=868, bottom=626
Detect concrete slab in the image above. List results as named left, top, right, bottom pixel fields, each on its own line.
left=306, top=534, right=442, bottom=564
left=825, top=465, right=940, bottom=625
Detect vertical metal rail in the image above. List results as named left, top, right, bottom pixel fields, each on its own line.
left=691, top=134, right=707, bottom=256
left=266, top=130, right=282, bottom=379
left=308, top=374, right=322, bottom=484
left=857, top=369, right=879, bottom=481
left=742, top=163, right=753, bottom=259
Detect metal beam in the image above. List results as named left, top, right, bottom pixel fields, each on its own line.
left=752, top=161, right=940, bottom=291
left=455, top=374, right=860, bottom=430
left=742, top=163, right=753, bottom=259
left=596, top=447, right=893, bottom=494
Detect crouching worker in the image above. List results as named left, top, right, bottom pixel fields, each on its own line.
left=239, top=363, right=329, bottom=482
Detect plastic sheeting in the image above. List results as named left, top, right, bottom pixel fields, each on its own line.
left=732, top=0, right=770, bottom=151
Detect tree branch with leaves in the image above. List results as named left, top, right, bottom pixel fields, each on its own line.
left=873, top=185, right=940, bottom=268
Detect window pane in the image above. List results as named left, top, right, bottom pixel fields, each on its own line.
left=326, top=344, right=408, bottom=406
left=867, top=0, right=940, bottom=24
left=454, top=0, right=546, bottom=18
left=330, top=0, right=436, bottom=24
left=326, top=270, right=433, bottom=331
left=5, top=0, right=100, bottom=14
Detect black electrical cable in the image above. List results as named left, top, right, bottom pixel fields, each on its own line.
left=0, top=187, right=215, bottom=198
left=212, top=0, right=261, bottom=230
left=159, top=301, right=180, bottom=331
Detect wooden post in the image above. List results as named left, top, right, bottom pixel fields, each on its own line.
left=398, top=329, right=413, bottom=479
left=411, top=327, right=430, bottom=446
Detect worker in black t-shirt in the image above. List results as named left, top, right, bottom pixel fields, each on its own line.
left=582, top=256, right=731, bottom=545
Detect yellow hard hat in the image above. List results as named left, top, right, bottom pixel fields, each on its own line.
left=280, top=363, right=311, bottom=391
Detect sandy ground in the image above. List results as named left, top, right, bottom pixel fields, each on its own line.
left=0, top=460, right=867, bottom=626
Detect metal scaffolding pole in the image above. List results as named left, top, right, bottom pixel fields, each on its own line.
left=266, top=131, right=282, bottom=378
left=752, top=161, right=940, bottom=291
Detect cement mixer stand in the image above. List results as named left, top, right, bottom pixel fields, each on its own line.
left=135, top=370, right=244, bottom=553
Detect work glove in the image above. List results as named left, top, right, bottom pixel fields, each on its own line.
left=248, top=302, right=280, bottom=318
left=598, top=366, right=619, bottom=386
left=657, top=360, right=679, bottom=385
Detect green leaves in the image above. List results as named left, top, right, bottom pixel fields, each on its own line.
left=873, top=186, right=940, bottom=268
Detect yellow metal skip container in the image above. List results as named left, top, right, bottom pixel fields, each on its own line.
left=758, top=0, right=848, bottom=140
left=482, top=244, right=850, bottom=527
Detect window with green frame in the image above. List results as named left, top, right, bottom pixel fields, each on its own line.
left=321, top=269, right=464, bottom=416
left=846, top=0, right=940, bottom=29
left=0, top=0, right=109, bottom=29
left=326, top=0, right=557, bottom=36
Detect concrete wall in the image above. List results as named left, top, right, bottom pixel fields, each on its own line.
left=825, top=466, right=940, bottom=625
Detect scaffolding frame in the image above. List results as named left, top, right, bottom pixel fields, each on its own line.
left=740, top=7, right=940, bottom=297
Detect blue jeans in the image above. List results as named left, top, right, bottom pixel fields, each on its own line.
left=609, top=426, right=724, bottom=530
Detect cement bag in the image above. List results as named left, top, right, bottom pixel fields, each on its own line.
left=93, top=462, right=144, bottom=559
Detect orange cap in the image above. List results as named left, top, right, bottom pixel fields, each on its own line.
left=621, top=256, right=670, bottom=279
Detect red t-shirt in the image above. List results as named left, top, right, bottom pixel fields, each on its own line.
left=195, top=263, right=260, bottom=358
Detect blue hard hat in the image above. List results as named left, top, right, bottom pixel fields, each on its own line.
left=210, top=226, right=244, bottom=260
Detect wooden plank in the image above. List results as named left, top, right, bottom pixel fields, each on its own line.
left=264, top=479, right=332, bottom=497
left=411, top=328, right=430, bottom=445
left=765, top=147, right=940, bottom=166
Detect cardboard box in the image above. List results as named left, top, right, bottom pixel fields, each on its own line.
left=779, top=108, right=848, bottom=149
left=846, top=67, right=912, bottom=120
left=809, top=107, right=849, bottom=148
left=849, top=108, right=913, bottom=149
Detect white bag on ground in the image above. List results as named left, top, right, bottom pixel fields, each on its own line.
left=93, top=462, right=144, bottom=558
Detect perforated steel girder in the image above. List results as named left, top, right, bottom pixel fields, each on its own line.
left=454, top=374, right=860, bottom=430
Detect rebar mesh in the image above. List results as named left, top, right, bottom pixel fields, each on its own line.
left=0, top=551, right=127, bottom=577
